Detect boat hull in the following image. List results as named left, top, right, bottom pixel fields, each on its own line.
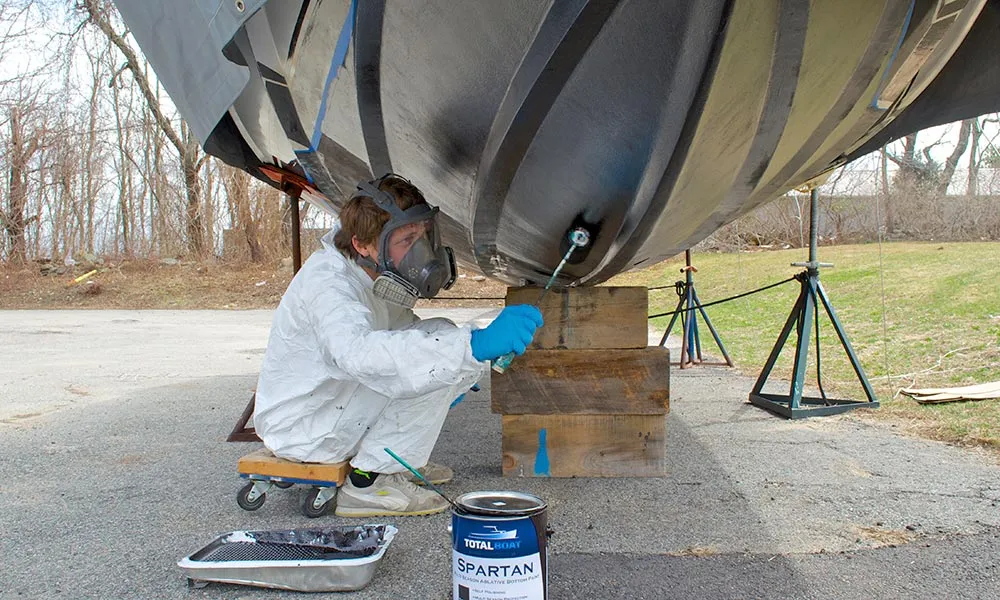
left=114, top=0, right=1000, bottom=284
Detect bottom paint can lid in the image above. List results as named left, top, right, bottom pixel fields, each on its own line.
left=454, top=491, right=546, bottom=517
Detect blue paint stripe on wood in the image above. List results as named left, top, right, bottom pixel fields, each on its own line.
left=534, top=428, right=551, bottom=476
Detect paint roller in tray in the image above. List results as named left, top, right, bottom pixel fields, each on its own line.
left=491, top=227, right=592, bottom=374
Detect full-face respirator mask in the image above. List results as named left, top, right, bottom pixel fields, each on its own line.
left=351, top=175, right=456, bottom=308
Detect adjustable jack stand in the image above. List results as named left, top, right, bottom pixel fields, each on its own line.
left=748, top=188, right=879, bottom=419
left=228, top=166, right=312, bottom=442
left=658, top=250, right=734, bottom=369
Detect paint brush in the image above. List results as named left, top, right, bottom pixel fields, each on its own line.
left=384, top=447, right=466, bottom=514
left=491, top=227, right=591, bottom=374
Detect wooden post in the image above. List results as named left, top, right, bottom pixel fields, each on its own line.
left=288, top=187, right=302, bottom=274
left=492, top=287, right=669, bottom=477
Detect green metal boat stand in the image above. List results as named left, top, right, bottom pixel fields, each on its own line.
left=749, top=188, right=879, bottom=419
left=658, top=250, right=734, bottom=369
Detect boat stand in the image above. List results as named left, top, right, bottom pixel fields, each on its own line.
left=228, top=167, right=309, bottom=442
left=748, top=188, right=879, bottom=418
left=658, top=250, right=734, bottom=369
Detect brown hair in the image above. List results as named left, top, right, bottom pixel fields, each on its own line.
left=334, top=175, right=427, bottom=260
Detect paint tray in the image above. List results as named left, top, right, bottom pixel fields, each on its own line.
left=178, top=524, right=397, bottom=592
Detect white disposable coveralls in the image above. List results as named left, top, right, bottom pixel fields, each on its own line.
left=253, top=228, right=488, bottom=472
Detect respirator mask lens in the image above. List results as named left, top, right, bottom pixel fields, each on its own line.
left=386, top=218, right=456, bottom=298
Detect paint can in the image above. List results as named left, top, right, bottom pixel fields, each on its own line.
left=452, top=491, right=550, bottom=600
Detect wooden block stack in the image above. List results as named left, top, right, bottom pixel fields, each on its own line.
left=492, top=286, right=669, bottom=477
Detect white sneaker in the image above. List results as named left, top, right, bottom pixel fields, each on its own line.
left=334, top=473, right=449, bottom=517
left=409, top=462, right=454, bottom=486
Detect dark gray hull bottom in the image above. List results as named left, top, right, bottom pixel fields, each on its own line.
left=115, top=0, right=1000, bottom=285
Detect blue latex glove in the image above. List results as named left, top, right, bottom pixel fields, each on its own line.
left=449, top=384, right=482, bottom=409
left=470, top=305, right=544, bottom=362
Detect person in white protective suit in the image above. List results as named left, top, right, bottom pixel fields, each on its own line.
left=253, top=174, right=543, bottom=517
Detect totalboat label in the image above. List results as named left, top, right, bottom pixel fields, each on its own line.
left=452, top=498, right=547, bottom=600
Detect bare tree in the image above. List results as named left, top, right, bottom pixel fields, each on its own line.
left=79, top=0, right=208, bottom=256
left=53, top=128, right=75, bottom=258
left=223, top=165, right=264, bottom=263
left=110, top=62, right=135, bottom=256
left=937, top=118, right=973, bottom=196
left=80, top=33, right=105, bottom=253
left=0, top=2, right=38, bottom=87
left=880, top=145, right=893, bottom=233
left=2, top=92, right=46, bottom=263
left=887, top=132, right=939, bottom=192
left=978, top=128, right=1000, bottom=191
left=968, top=117, right=982, bottom=197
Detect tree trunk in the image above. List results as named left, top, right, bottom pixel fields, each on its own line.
left=6, top=107, right=29, bottom=263
left=224, top=167, right=264, bottom=262
left=5, top=105, right=44, bottom=264
left=968, top=117, right=981, bottom=197
left=151, top=102, right=163, bottom=252
left=111, top=75, right=133, bottom=256
left=51, top=150, right=63, bottom=259
left=59, top=145, right=79, bottom=259
left=902, top=132, right=917, bottom=164
left=880, top=145, right=893, bottom=235
left=937, top=118, right=973, bottom=197
left=182, top=126, right=205, bottom=256
left=205, top=159, right=215, bottom=256
left=84, top=60, right=101, bottom=254
left=887, top=132, right=924, bottom=235
left=33, top=153, right=46, bottom=258
left=76, top=158, right=87, bottom=253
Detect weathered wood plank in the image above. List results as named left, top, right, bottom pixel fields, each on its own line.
left=501, top=414, right=666, bottom=477
left=506, top=286, right=648, bottom=349
left=491, top=348, right=670, bottom=415
left=237, top=448, right=349, bottom=484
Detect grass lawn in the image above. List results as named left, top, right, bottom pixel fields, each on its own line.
left=609, top=241, right=1000, bottom=451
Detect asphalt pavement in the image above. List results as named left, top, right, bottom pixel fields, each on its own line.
left=1, top=310, right=998, bottom=599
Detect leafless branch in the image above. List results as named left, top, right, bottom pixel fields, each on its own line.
left=78, top=0, right=184, bottom=157
left=108, top=62, right=128, bottom=88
